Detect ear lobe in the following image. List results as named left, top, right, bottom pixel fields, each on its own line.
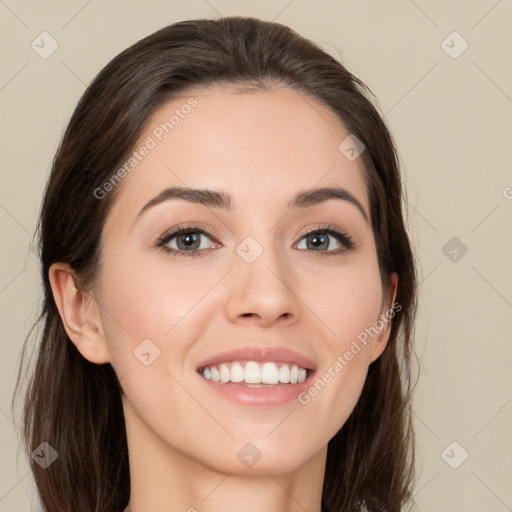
left=369, top=272, right=398, bottom=364
left=48, top=262, right=111, bottom=364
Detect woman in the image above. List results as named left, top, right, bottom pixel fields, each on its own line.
left=13, top=16, right=418, bottom=512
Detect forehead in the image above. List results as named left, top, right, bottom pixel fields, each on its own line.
left=106, top=86, right=369, bottom=222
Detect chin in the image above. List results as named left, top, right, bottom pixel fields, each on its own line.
left=195, top=437, right=322, bottom=476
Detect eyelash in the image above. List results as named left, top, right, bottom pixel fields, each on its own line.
left=155, top=223, right=356, bottom=259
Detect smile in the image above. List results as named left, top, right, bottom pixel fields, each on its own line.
left=199, top=361, right=309, bottom=386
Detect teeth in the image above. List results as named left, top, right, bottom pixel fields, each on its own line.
left=290, top=364, right=298, bottom=384
left=219, top=363, right=230, bottom=383
left=200, top=361, right=309, bottom=385
left=261, top=362, right=279, bottom=384
left=278, top=364, right=290, bottom=383
left=230, top=362, right=244, bottom=383
left=244, top=361, right=261, bottom=384
left=211, top=366, right=220, bottom=382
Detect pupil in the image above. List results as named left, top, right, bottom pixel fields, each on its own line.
left=309, top=233, right=328, bottom=250
left=179, top=233, right=199, bottom=250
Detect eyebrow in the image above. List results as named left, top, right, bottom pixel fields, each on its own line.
left=136, top=185, right=369, bottom=223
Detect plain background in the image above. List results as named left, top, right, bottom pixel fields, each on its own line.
left=1, top=1, right=511, bottom=511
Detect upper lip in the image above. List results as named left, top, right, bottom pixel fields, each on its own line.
left=196, top=345, right=317, bottom=371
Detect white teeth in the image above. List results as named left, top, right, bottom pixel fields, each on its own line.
left=278, top=364, right=290, bottom=383
left=261, top=362, right=279, bottom=384
left=211, top=366, right=220, bottom=382
left=219, top=363, right=230, bottom=383
left=230, top=362, right=244, bottom=383
left=200, top=361, right=310, bottom=385
left=244, top=361, right=261, bottom=384
left=289, top=365, right=298, bottom=384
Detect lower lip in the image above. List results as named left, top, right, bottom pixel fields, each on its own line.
left=198, top=371, right=316, bottom=406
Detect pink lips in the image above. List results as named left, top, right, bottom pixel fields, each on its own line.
left=196, top=345, right=317, bottom=407
left=200, top=378, right=314, bottom=406
left=195, top=345, right=317, bottom=372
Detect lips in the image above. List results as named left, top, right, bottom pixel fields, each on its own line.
left=195, top=345, right=317, bottom=373
left=196, top=345, right=317, bottom=406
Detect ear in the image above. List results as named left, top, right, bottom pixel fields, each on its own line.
left=48, top=262, right=111, bottom=364
left=369, top=272, right=398, bottom=364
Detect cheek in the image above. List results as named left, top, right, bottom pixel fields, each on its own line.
left=95, top=243, right=232, bottom=415
left=294, top=260, right=383, bottom=433
left=97, top=245, right=215, bottom=352
left=296, top=255, right=384, bottom=347
left=95, top=249, right=212, bottom=446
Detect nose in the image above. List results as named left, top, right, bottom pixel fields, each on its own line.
left=224, top=239, right=302, bottom=328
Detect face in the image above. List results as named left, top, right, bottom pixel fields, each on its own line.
left=88, top=86, right=396, bottom=474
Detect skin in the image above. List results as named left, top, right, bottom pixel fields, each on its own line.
left=50, top=85, right=397, bottom=512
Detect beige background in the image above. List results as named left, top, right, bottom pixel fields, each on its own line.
left=1, top=1, right=511, bottom=511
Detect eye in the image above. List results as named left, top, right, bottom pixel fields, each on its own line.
left=156, top=223, right=219, bottom=258
left=155, top=223, right=355, bottom=259
left=296, top=224, right=355, bottom=257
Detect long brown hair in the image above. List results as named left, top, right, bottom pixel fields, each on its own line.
left=12, top=16, right=418, bottom=512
